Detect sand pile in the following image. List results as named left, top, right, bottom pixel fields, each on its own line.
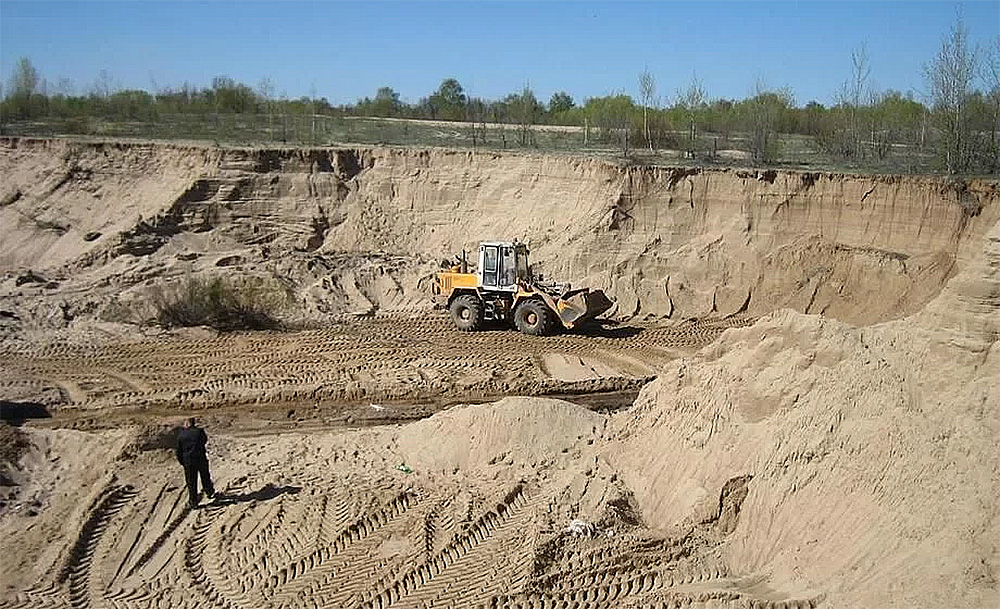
left=602, top=220, right=1000, bottom=608
left=394, top=397, right=606, bottom=474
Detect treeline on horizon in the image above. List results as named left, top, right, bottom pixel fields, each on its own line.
left=2, top=19, right=997, bottom=175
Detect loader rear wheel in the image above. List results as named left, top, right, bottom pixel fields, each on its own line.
left=450, top=294, right=484, bottom=331
left=514, top=300, right=553, bottom=336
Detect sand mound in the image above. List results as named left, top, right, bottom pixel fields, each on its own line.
left=394, top=397, right=606, bottom=473
left=601, top=220, right=1000, bottom=608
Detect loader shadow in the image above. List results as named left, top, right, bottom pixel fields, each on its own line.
left=0, top=400, right=52, bottom=426
left=571, top=320, right=644, bottom=339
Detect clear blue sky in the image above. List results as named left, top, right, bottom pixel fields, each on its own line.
left=1, top=1, right=997, bottom=107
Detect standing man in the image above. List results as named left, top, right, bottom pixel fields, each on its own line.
left=176, top=417, right=215, bottom=508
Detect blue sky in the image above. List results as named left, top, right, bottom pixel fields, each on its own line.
left=1, top=1, right=997, bottom=107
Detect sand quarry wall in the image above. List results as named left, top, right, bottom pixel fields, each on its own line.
left=1, top=138, right=998, bottom=607
left=2, top=137, right=997, bottom=325
left=602, top=215, right=999, bottom=608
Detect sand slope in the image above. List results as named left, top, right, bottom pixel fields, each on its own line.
left=1, top=139, right=998, bottom=608
left=2, top=138, right=997, bottom=350
left=603, top=219, right=999, bottom=608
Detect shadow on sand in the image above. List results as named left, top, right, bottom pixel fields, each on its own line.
left=571, top=320, right=645, bottom=339
left=208, top=483, right=302, bottom=507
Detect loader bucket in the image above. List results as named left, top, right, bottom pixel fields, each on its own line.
left=555, top=288, right=614, bottom=329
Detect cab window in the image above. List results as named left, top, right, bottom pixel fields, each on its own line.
left=500, top=247, right=516, bottom=286
left=483, top=246, right=498, bottom=286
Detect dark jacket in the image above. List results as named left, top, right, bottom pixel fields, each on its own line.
left=176, top=426, right=209, bottom=465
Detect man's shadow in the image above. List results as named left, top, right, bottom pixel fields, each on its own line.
left=209, top=483, right=302, bottom=507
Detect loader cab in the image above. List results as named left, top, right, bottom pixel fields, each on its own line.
left=478, top=241, right=529, bottom=292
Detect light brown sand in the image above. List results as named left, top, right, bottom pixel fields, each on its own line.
left=1, top=138, right=997, bottom=608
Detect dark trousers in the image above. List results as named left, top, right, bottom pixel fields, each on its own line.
left=183, top=458, right=214, bottom=506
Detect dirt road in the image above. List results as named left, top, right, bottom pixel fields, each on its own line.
left=3, top=313, right=753, bottom=427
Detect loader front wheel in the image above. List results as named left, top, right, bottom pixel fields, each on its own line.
left=514, top=300, right=553, bottom=336
left=450, top=294, right=484, bottom=332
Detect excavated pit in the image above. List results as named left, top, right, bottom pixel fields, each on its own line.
left=0, top=137, right=997, bottom=609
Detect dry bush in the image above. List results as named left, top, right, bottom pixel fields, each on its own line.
left=151, top=275, right=290, bottom=331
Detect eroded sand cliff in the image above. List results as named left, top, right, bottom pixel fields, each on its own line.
left=1, top=138, right=997, bottom=608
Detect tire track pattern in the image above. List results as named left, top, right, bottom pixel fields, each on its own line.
left=57, top=484, right=139, bottom=609
left=3, top=314, right=755, bottom=411
left=8, top=475, right=820, bottom=609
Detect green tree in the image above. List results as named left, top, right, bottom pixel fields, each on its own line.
left=212, top=76, right=256, bottom=113
left=5, top=57, right=42, bottom=119
left=505, top=85, right=542, bottom=146
left=740, top=83, right=793, bottom=165
left=585, top=93, right=636, bottom=155
left=372, top=86, right=402, bottom=117
left=548, top=91, right=574, bottom=115
left=800, top=101, right=827, bottom=137
left=429, top=78, right=467, bottom=120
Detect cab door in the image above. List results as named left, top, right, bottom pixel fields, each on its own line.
left=498, top=245, right=517, bottom=288
left=480, top=244, right=499, bottom=288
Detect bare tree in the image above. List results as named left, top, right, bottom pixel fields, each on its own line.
left=258, top=78, right=275, bottom=140
left=984, top=37, right=1000, bottom=172
left=838, top=42, right=872, bottom=159
left=924, top=15, right=979, bottom=173
left=639, top=69, right=656, bottom=150
left=507, top=84, right=540, bottom=147
left=93, top=69, right=116, bottom=100
left=745, top=80, right=792, bottom=165
left=677, top=74, right=706, bottom=158
left=10, top=57, right=39, bottom=98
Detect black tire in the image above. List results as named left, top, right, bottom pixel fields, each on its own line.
left=514, top=300, right=553, bottom=336
left=449, top=294, right=483, bottom=331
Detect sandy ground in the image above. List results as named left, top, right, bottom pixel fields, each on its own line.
left=1, top=138, right=997, bottom=608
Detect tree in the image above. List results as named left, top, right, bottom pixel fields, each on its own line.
left=585, top=93, right=636, bottom=156
left=372, top=86, right=402, bottom=117
left=506, top=85, right=541, bottom=146
left=6, top=57, right=42, bottom=119
left=924, top=15, right=978, bottom=173
left=742, top=82, right=793, bottom=165
left=93, top=69, right=116, bottom=100
left=258, top=78, right=275, bottom=138
left=10, top=57, right=39, bottom=98
left=429, top=78, right=467, bottom=121
left=212, top=76, right=255, bottom=113
left=548, top=91, right=575, bottom=115
left=983, top=37, right=1000, bottom=172
left=466, top=96, right=489, bottom=147
left=837, top=42, right=873, bottom=159
left=638, top=70, right=656, bottom=150
left=676, top=75, right=707, bottom=157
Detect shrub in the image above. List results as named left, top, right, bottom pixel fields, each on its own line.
left=151, top=275, right=289, bottom=331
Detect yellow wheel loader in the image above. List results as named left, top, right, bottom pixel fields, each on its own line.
left=432, top=241, right=613, bottom=335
